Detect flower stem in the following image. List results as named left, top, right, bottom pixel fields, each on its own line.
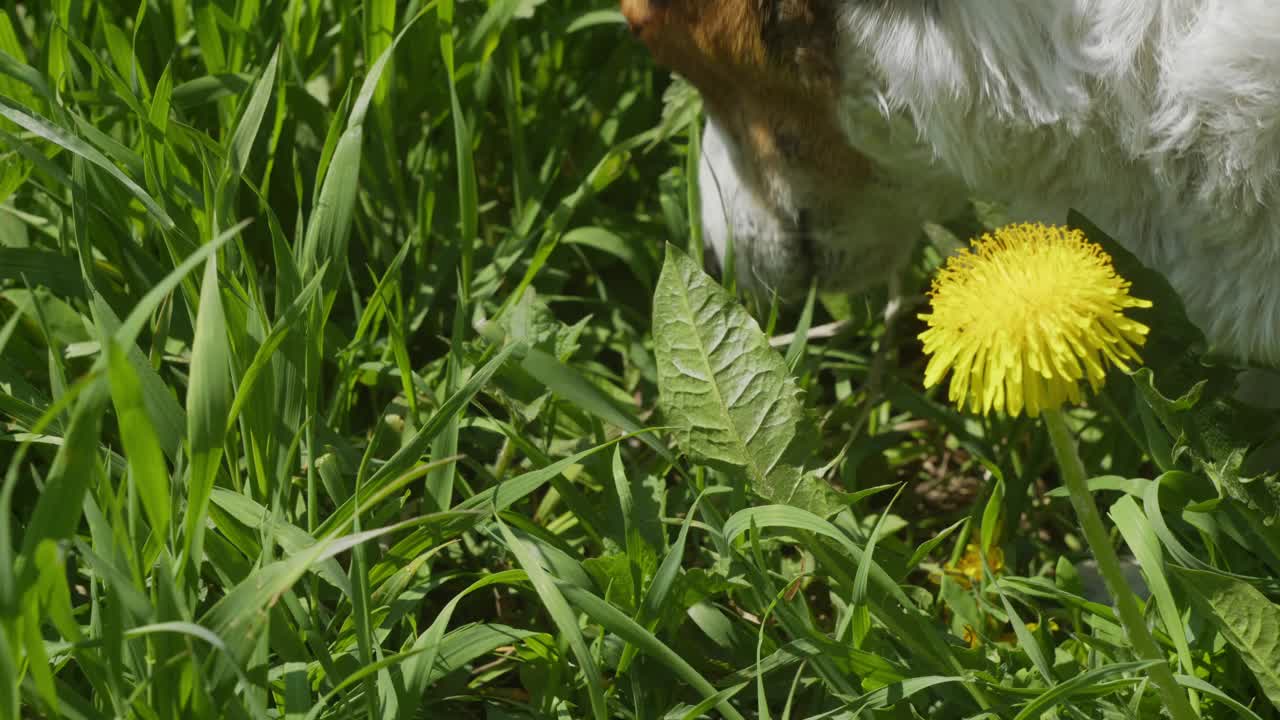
left=1044, top=409, right=1197, bottom=720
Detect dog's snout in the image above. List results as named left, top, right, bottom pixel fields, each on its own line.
left=619, top=0, right=662, bottom=40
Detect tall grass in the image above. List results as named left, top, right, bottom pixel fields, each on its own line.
left=1, top=2, right=1278, bottom=718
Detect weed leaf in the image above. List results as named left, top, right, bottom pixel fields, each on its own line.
left=653, top=244, right=838, bottom=515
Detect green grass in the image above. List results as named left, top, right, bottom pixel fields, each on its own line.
left=2, top=2, right=1279, bottom=718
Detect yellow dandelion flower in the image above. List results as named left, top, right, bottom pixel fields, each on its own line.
left=945, top=542, right=1004, bottom=588
left=918, top=223, right=1152, bottom=417
left=1024, top=619, right=1060, bottom=634
left=999, top=619, right=1060, bottom=645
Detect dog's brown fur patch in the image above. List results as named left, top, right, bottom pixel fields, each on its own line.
left=622, top=0, right=871, bottom=214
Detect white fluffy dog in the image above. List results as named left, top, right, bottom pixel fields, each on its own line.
left=623, top=0, right=1280, bottom=366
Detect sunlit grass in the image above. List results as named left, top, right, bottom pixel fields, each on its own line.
left=1, top=2, right=1277, bottom=719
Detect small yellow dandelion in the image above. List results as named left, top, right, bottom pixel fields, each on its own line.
left=919, top=223, right=1151, bottom=417
left=945, top=542, right=1005, bottom=589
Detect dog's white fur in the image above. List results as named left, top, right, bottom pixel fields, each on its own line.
left=702, top=1, right=1280, bottom=365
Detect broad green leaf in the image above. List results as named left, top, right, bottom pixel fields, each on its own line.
left=652, top=244, right=837, bottom=516
left=1175, top=567, right=1280, bottom=710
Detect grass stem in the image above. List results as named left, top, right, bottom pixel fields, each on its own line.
left=1044, top=408, right=1197, bottom=720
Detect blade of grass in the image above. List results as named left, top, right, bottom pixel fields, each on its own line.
left=105, top=340, right=171, bottom=540
left=496, top=518, right=609, bottom=720
left=180, top=255, right=233, bottom=579
left=558, top=582, right=746, bottom=720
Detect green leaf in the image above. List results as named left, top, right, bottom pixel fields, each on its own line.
left=1204, top=448, right=1280, bottom=527
left=676, top=682, right=749, bottom=720
left=208, top=488, right=349, bottom=596
left=395, top=570, right=529, bottom=706
left=19, top=378, right=109, bottom=560
left=841, top=676, right=966, bottom=715
left=105, top=340, right=171, bottom=538
left=652, top=77, right=702, bottom=147
left=0, top=248, right=84, bottom=298
left=519, top=347, right=674, bottom=462
left=557, top=582, right=747, bottom=720
left=203, top=523, right=407, bottom=664
left=1173, top=674, right=1268, bottom=720
left=0, top=95, right=175, bottom=230
left=1011, top=660, right=1158, bottom=720
left=182, top=255, right=232, bottom=576
left=316, top=342, right=521, bottom=538
left=1069, top=212, right=1269, bottom=471
left=496, top=519, right=608, bottom=720
left=721, top=505, right=911, bottom=609
left=907, top=518, right=966, bottom=570
left=225, top=47, right=278, bottom=182
left=563, top=226, right=655, bottom=286
left=415, top=622, right=539, bottom=691
left=849, top=484, right=905, bottom=648
left=0, top=623, right=16, bottom=720
left=299, top=125, right=362, bottom=281
left=1110, top=495, right=1196, bottom=680
left=1174, top=567, right=1280, bottom=710
left=652, top=244, right=837, bottom=516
